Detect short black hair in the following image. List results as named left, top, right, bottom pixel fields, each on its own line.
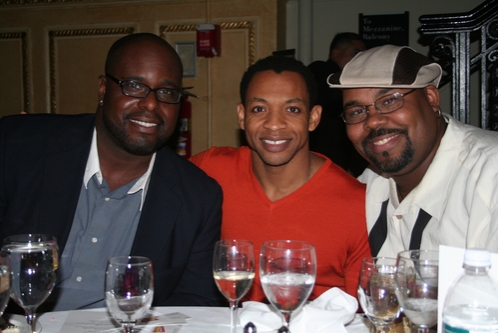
left=239, top=56, right=318, bottom=109
left=105, top=33, right=181, bottom=74
left=328, top=32, right=364, bottom=57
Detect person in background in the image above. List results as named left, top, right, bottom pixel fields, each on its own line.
left=308, top=32, right=368, bottom=176
left=0, top=33, right=224, bottom=311
left=328, top=44, right=498, bottom=257
left=191, top=55, right=371, bottom=302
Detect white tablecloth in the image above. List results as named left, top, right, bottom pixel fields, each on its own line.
left=6, top=307, right=372, bottom=333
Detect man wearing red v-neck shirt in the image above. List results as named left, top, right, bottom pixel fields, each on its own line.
left=190, top=55, right=370, bottom=303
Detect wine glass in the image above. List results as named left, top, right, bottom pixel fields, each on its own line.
left=105, top=256, right=154, bottom=333
left=358, top=257, right=401, bottom=333
left=395, top=250, right=439, bottom=333
left=213, top=239, right=255, bottom=333
left=260, top=240, right=316, bottom=333
left=2, top=234, right=59, bottom=333
left=0, top=251, right=11, bottom=316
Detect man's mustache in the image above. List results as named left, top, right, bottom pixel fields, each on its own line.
left=363, top=128, right=407, bottom=144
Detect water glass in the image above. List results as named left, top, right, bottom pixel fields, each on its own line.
left=2, top=234, right=59, bottom=333
left=105, top=256, right=154, bottom=333
left=395, top=250, right=439, bottom=333
left=260, top=240, right=316, bottom=333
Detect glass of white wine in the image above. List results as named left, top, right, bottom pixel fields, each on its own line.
left=395, top=250, right=439, bottom=333
left=105, top=256, right=154, bottom=333
left=358, top=257, right=401, bottom=333
left=213, top=239, right=255, bottom=333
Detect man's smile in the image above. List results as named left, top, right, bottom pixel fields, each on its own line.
left=262, top=139, right=288, bottom=145
left=129, top=119, right=158, bottom=127
left=372, top=133, right=400, bottom=146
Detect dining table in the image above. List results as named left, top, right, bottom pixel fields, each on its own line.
left=5, top=306, right=375, bottom=333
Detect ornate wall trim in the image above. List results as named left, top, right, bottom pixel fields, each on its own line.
left=0, top=31, right=29, bottom=112
left=1, top=0, right=79, bottom=4
left=48, top=27, right=134, bottom=113
left=160, top=21, right=256, bottom=65
left=0, top=0, right=187, bottom=6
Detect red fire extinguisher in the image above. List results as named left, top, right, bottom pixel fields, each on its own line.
left=176, top=95, right=192, bottom=158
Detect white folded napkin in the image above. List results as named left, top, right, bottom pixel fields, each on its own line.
left=239, top=287, right=358, bottom=333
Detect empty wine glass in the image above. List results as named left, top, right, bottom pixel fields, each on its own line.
left=213, top=239, right=255, bottom=333
left=0, top=251, right=11, bottom=316
left=395, top=250, right=439, bottom=333
left=105, top=256, right=154, bottom=333
left=358, top=257, right=401, bottom=333
left=260, top=240, right=316, bottom=333
left=2, top=234, right=59, bottom=333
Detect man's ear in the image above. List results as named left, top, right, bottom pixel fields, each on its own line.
left=98, top=75, right=107, bottom=103
left=424, top=85, right=441, bottom=113
left=330, top=49, right=340, bottom=63
left=237, top=103, right=246, bottom=130
left=308, top=105, right=322, bottom=131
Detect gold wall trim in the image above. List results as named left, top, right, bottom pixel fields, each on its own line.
left=48, top=27, right=134, bottom=113
left=160, top=21, right=256, bottom=65
left=0, top=0, right=90, bottom=5
left=0, top=31, right=29, bottom=112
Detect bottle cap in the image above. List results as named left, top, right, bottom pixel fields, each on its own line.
left=463, top=248, right=491, bottom=267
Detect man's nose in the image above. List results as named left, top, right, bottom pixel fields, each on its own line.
left=138, top=90, right=160, bottom=110
left=263, top=110, right=286, bottom=130
left=363, top=106, right=388, bottom=130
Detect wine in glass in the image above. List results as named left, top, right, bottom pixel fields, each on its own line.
left=395, top=249, right=439, bottom=333
left=260, top=240, right=316, bottom=333
left=2, top=234, right=59, bottom=333
left=358, top=257, right=401, bottom=333
left=213, top=239, right=255, bottom=333
left=105, top=256, right=154, bottom=333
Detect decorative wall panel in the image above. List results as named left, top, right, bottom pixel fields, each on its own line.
left=49, top=27, right=134, bottom=114
left=0, top=31, right=29, bottom=116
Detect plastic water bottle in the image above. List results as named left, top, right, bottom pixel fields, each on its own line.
left=443, top=248, right=498, bottom=333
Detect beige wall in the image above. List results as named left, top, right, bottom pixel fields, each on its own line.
left=0, top=0, right=285, bottom=154
left=1, top=0, right=486, bottom=153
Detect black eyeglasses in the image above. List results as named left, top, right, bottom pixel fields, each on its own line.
left=341, top=89, right=418, bottom=124
left=106, top=73, right=182, bottom=104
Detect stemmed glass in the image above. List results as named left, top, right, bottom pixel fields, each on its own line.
left=0, top=251, right=11, bottom=316
left=213, top=239, right=255, bottom=333
left=395, top=250, right=439, bottom=333
left=358, top=257, right=401, bottom=333
left=2, top=234, right=59, bottom=333
left=105, top=256, right=154, bottom=333
left=260, top=240, right=316, bottom=333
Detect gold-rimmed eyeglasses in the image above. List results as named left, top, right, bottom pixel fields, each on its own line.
left=341, top=89, right=417, bottom=124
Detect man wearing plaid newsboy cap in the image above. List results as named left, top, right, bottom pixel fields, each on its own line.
left=328, top=44, right=498, bottom=257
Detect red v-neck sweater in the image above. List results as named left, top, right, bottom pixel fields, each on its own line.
left=191, top=146, right=370, bottom=302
